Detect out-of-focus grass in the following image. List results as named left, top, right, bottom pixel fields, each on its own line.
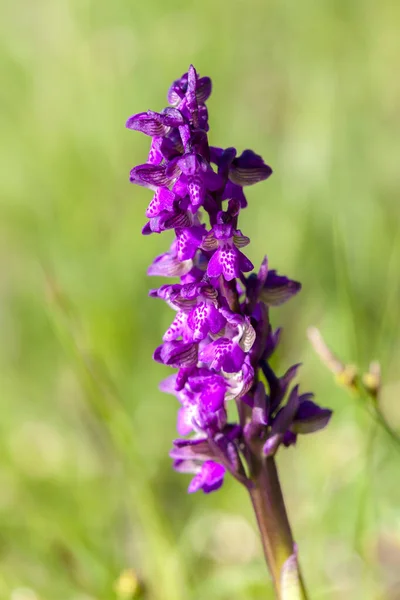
left=1, top=0, right=400, bottom=598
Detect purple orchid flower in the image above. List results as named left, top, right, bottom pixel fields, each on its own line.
left=126, top=65, right=332, bottom=495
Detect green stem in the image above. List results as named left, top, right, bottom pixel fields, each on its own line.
left=248, top=457, right=308, bottom=599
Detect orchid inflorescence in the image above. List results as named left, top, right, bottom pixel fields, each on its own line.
left=126, top=65, right=332, bottom=494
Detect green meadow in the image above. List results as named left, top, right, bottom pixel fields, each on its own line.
left=1, top=0, right=400, bottom=598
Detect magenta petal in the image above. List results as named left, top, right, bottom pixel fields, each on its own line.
left=176, top=226, right=205, bottom=261
left=175, top=367, right=195, bottom=390
left=177, top=407, right=194, bottom=435
left=163, top=312, right=188, bottom=342
left=201, top=385, right=225, bottom=413
left=207, top=250, right=223, bottom=279
left=207, top=305, right=226, bottom=334
left=202, top=461, right=225, bottom=493
left=187, top=302, right=225, bottom=341
left=188, top=460, right=225, bottom=494
left=146, top=187, right=176, bottom=218
left=188, top=374, right=226, bottom=412
left=147, top=137, right=164, bottom=165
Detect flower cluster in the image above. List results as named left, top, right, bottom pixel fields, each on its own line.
left=127, top=66, right=332, bottom=493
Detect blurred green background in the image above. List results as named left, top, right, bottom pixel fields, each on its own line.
left=1, top=0, right=400, bottom=598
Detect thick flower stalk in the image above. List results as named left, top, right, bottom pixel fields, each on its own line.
left=126, top=66, right=332, bottom=598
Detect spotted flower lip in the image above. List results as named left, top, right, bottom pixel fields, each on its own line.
left=127, top=65, right=331, bottom=493
left=187, top=301, right=226, bottom=341
left=199, top=338, right=246, bottom=373
left=207, top=243, right=254, bottom=281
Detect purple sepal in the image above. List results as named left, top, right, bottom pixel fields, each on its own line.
left=260, top=270, right=302, bottom=306
left=126, top=111, right=169, bottom=137
left=291, top=401, right=332, bottom=434
left=272, top=386, right=301, bottom=436
left=228, top=150, right=273, bottom=186
left=170, top=437, right=212, bottom=462
left=129, top=163, right=170, bottom=189
left=154, top=341, right=198, bottom=367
